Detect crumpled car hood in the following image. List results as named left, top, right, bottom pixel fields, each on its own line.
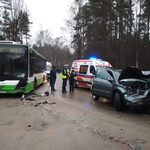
left=119, top=66, right=150, bottom=80
left=118, top=67, right=150, bottom=86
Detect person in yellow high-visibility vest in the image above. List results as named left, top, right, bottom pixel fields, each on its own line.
left=61, top=65, right=69, bottom=93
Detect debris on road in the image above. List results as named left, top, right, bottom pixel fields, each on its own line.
left=31, top=91, right=50, bottom=97
left=25, top=97, right=36, bottom=101
left=44, top=91, right=49, bottom=96
left=20, top=91, right=50, bottom=102
left=27, top=125, right=31, bottom=128
left=127, top=143, right=142, bottom=150
left=34, top=101, right=56, bottom=107
left=20, top=95, right=36, bottom=101
left=20, top=94, right=25, bottom=101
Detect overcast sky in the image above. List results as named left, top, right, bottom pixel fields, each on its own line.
left=24, top=0, right=73, bottom=42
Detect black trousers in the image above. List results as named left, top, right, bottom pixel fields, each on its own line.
left=62, top=79, right=67, bottom=92
left=69, top=83, right=74, bottom=92
left=50, top=78, right=56, bottom=91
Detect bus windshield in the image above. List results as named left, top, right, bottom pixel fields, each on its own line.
left=0, top=45, right=28, bottom=80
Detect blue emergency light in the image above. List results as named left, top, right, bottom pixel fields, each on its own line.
left=89, top=56, right=97, bottom=60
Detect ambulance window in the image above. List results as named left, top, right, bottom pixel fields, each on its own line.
left=79, top=65, right=88, bottom=74
left=90, top=65, right=96, bottom=75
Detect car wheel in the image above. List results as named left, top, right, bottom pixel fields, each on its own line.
left=114, top=92, right=124, bottom=111
left=92, top=94, right=99, bottom=101
left=90, top=85, right=93, bottom=92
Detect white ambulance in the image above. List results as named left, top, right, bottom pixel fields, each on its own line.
left=71, top=59, right=112, bottom=88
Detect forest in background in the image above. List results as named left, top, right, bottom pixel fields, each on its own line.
left=72, top=0, right=150, bottom=70
left=0, top=0, right=150, bottom=70
left=33, top=30, right=74, bottom=69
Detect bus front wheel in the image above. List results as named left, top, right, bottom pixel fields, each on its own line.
left=33, top=79, right=37, bottom=91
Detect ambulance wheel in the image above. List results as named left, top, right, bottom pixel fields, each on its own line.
left=92, top=94, right=99, bottom=101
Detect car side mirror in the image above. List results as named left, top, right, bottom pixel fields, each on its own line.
left=89, top=73, right=95, bottom=76
left=107, top=77, right=113, bottom=83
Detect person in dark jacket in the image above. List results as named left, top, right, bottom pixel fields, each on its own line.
left=69, top=68, right=76, bottom=93
left=50, top=66, right=57, bottom=91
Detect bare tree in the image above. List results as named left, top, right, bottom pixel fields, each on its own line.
left=34, top=29, right=74, bottom=69
left=35, top=29, right=52, bottom=47
left=10, top=0, right=23, bottom=19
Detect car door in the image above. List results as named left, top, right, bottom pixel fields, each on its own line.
left=93, top=68, right=113, bottom=98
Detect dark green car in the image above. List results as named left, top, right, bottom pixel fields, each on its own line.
left=92, top=67, right=150, bottom=111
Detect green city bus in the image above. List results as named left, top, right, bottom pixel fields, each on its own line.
left=0, top=41, right=47, bottom=94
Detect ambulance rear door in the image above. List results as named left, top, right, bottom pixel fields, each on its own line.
left=77, top=64, right=95, bottom=88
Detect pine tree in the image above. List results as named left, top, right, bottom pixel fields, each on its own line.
left=18, top=10, right=31, bottom=43
left=0, top=0, right=31, bottom=43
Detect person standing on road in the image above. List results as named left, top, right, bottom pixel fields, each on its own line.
left=49, top=66, right=57, bottom=91
left=61, top=65, right=69, bottom=93
left=69, top=68, right=77, bottom=93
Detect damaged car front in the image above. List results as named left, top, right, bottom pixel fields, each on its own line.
left=118, top=67, right=150, bottom=110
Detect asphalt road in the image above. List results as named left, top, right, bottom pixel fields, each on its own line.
left=0, top=75, right=150, bottom=150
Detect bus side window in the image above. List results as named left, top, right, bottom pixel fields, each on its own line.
left=90, top=65, right=96, bottom=75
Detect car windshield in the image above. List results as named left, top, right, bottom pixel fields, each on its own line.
left=96, top=66, right=111, bottom=70
left=96, top=67, right=121, bottom=81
